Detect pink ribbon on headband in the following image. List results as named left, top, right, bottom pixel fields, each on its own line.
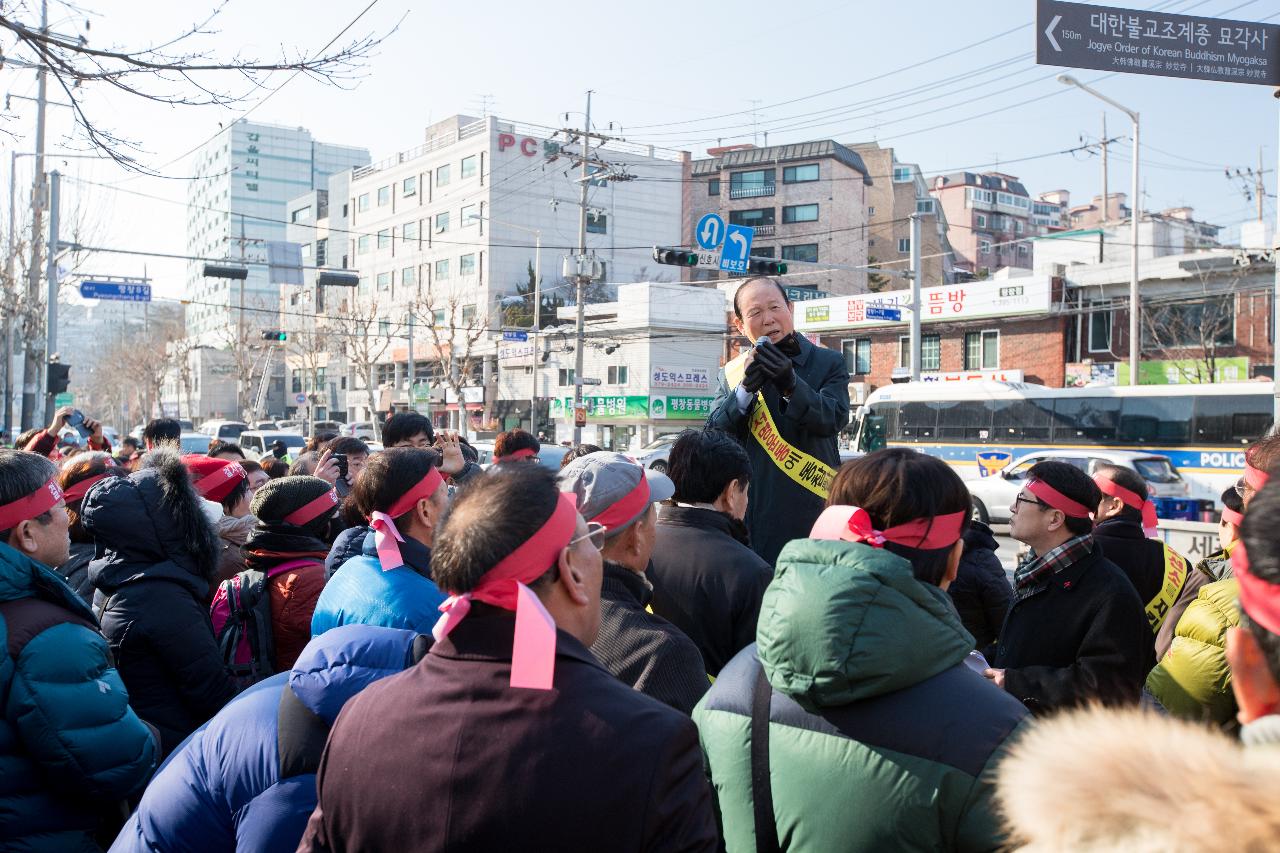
left=810, top=505, right=967, bottom=550
left=1094, top=475, right=1158, bottom=538
left=496, top=447, right=537, bottom=463
left=433, top=492, right=578, bottom=690
left=1026, top=478, right=1093, bottom=519
left=1222, top=507, right=1245, bottom=527
left=366, top=468, right=445, bottom=572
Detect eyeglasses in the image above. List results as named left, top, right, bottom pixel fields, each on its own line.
left=1234, top=477, right=1248, bottom=499
left=567, top=521, right=608, bottom=551
left=1013, top=494, right=1050, bottom=513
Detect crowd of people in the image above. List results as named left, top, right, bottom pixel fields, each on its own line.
left=5, top=280, right=1280, bottom=850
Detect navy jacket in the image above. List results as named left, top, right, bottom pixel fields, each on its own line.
left=324, top=525, right=369, bottom=581
left=949, top=522, right=1013, bottom=655
left=111, top=624, right=423, bottom=853
left=707, top=335, right=850, bottom=565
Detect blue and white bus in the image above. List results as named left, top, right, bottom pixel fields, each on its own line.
left=851, top=381, right=1275, bottom=506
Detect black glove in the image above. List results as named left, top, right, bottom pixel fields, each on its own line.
left=754, top=340, right=796, bottom=396
left=741, top=359, right=769, bottom=394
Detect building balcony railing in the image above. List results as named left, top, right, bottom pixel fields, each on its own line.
left=750, top=224, right=776, bottom=236
left=729, top=184, right=776, bottom=199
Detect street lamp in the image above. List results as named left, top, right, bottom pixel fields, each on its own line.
left=1058, top=74, right=1141, bottom=386
left=468, top=212, right=543, bottom=434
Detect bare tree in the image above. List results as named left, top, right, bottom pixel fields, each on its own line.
left=412, top=277, right=490, bottom=433
left=327, top=290, right=397, bottom=442
left=0, top=1, right=391, bottom=170
left=1141, top=284, right=1239, bottom=383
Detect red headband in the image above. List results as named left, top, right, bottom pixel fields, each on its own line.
left=1232, top=543, right=1280, bottom=636
left=384, top=467, right=445, bottom=519
left=1244, top=449, right=1269, bottom=491
left=61, top=471, right=118, bottom=504
left=496, top=447, right=537, bottom=463
left=433, top=492, right=579, bottom=690
left=1222, top=507, right=1245, bottom=527
left=1027, top=479, right=1093, bottom=519
left=0, top=478, right=64, bottom=531
left=1094, top=475, right=1157, bottom=536
left=810, top=505, right=967, bottom=551
left=194, top=462, right=247, bottom=497
left=368, top=468, right=446, bottom=571
left=590, top=475, right=651, bottom=532
left=284, top=488, right=339, bottom=527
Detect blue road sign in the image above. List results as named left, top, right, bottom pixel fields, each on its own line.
left=79, top=280, right=151, bottom=302
left=866, top=305, right=902, bottom=322
left=502, top=330, right=529, bottom=342
left=695, top=213, right=726, bottom=251
left=720, top=224, right=754, bottom=273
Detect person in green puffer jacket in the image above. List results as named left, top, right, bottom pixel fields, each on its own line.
left=694, top=449, right=1031, bottom=853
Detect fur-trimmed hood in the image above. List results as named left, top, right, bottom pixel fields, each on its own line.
left=82, top=447, right=221, bottom=597
left=997, top=705, right=1280, bottom=852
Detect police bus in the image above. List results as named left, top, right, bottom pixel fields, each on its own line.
left=851, top=381, right=1274, bottom=506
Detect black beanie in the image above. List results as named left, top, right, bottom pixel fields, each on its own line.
left=250, top=475, right=334, bottom=536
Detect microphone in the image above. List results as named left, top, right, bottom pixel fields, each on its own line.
left=755, top=335, right=771, bottom=348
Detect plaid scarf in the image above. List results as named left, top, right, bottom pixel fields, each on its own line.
left=1014, top=533, right=1095, bottom=596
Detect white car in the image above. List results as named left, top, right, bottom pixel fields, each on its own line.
left=965, top=449, right=1188, bottom=525
left=342, top=421, right=378, bottom=441
left=633, top=434, right=681, bottom=473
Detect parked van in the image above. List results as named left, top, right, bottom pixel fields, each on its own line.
left=199, top=420, right=249, bottom=440
left=238, top=430, right=306, bottom=459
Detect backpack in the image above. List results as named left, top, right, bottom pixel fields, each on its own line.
left=210, top=558, right=320, bottom=687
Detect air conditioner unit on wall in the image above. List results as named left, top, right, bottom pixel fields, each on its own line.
left=849, top=382, right=871, bottom=405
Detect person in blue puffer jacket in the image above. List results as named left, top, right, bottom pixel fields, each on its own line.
left=111, top=623, right=428, bottom=852
left=312, top=448, right=450, bottom=636
left=0, top=449, right=159, bottom=852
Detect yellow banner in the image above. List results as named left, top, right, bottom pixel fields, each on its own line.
left=724, top=352, right=835, bottom=500
left=1145, top=546, right=1189, bottom=633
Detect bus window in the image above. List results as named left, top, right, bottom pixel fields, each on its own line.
left=1051, top=397, right=1120, bottom=444
left=990, top=398, right=1053, bottom=442
left=936, top=400, right=992, bottom=442
left=898, top=401, right=938, bottom=442
left=1119, top=397, right=1190, bottom=444
left=859, top=415, right=887, bottom=452
left=1193, top=395, right=1273, bottom=445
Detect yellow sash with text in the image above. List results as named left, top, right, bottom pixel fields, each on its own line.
left=725, top=352, right=835, bottom=500
left=1145, top=545, right=1189, bottom=634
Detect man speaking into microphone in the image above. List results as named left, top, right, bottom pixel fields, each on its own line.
left=707, top=277, right=850, bottom=565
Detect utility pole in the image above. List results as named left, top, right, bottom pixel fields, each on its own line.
left=1259, top=146, right=1267, bottom=223
left=572, top=90, right=592, bottom=446
left=407, top=311, right=415, bottom=417
left=1100, top=113, right=1109, bottom=224
left=3, top=152, right=16, bottom=438
left=237, top=213, right=247, bottom=419
left=908, top=213, right=923, bottom=381
left=20, top=0, right=49, bottom=430
left=1273, top=93, right=1280, bottom=424
left=530, top=230, right=541, bottom=436
left=42, top=170, right=59, bottom=423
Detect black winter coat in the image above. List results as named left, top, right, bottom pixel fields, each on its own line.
left=54, top=541, right=96, bottom=606
left=994, top=546, right=1148, bottom=714
left=649, top=505, right=773, bottom=676
left=1094, top=517, right=1188, bottom=672
left=298, top=606, right=720, bottom=852
left=83, top=449, right=239, bottom=756
left=325, top=525, right=369, bottom=580
left=707, top=334, right=850, bottom=565
left=948, top=522, right=1013, bottom=655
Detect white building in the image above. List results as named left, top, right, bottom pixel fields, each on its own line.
left=184, top=120, right=369, bottom=346
left=282, top=114, right=688, bottom=428
left=1032, top=207, right=1223, bottom=274
left=496, top=281, right=726, bottom=449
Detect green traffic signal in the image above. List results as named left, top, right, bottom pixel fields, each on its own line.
left=652, top=247, right=698, bottom=267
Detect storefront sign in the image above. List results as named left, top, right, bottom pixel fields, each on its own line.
left=650, top=366, right=712, bottom=390
left=920, top=369, right=1025, bottom=383
left=795, top=277, right=1054, bottom=333
left=499, top=342, right=536, bottom=361
left=650, top=395, right=715, bottom=420
left=1117, top=356, right=1249, bottom=385
left=550, top=395, right=649, bottom=420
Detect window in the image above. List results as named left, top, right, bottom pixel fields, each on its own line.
left=377, top=228, right=391, bottom=250
left=460, top=204, right=478, bottom=226
left=976, top=214, right=987, bottom=228
left=403, top=176, right=417, bottom=196
left=783, top=164, right=820, bottom=183
left=868, top=206, right=876, bottom=217
left=291, top=206, right=311, bottom=223
left=432, top=309, right=446, bottom=325
left=378, top=318, right=390, bottom=336
left=377, top=186, right=391, bottom=207
left=1052, top=397, right=1121, bottom=443
left=292, top=374, right=302, bottom=393
left=991, top=398, right=1054, bottom=441
left=607, top=365, right=628, bottom=384
left=436, top=164, right=452, bottom=187
left=316, top=238, right=327, bottom=266
left=1193, top=395, right=1273, bottom=444
left=897, top=237, right=911, bottom=254
left=376, top=271, right=391, bottom=291
left=402, top=266, right=416, bottom=288
left=936, top=401, right=994, bottom=441
left=461, top=155, right=477, bottom=179
left=730, top=207, right=775, bottom=227
left=357, top=193, right=370, bottom=212
left=1119, top=397, right=1191, bottom=444
left=965, top=187, right=994, bottom=205
left=842, top=338, right=871, bottom=375
left=402, top=220, right=419, bottom=243
left=781, top=243, right=818, bottom=262
left=587, top=212, right=608, bottom=234
left=434, top=258, right=450, bottom=280
left=915, top=199, right=935, bottom=214
left=782, top=204, right=819, bottom=224
left=1141, top=296, right=1235, bottom=349
left=964, top=330, right=999, bottom=370
left=357, top=234, right=370, bottom=254
left=978, top=239, right=992, bottom=254
left=1018, top=244, right=1029, bottom=256
left=892, top=166, right=913, bottom=183
left=461, top=304, right=476, bottom=325
left=435, top=211, right=450, bottom=233
left=708, top=179, right=720, bottom=196
left=897, top=335, right=940, bottom=370
left=752, top=246, right=775, bottom=258
left=1088, top=304, right=1113, bottom=352
left=300, top=243, right=312, bottom=259
left=728, top=169, right=775, bottom=197
left=558, top=369, right=576, bottom=387
left=459, top=253, right=476, bottom=276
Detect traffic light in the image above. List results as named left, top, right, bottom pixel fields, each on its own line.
left=652, top=246, right=698, bottom=267
left=47, top=363, right=70, bottom=393
left=749, top=258, right=789, bottom=276
left=261, top=330, right=287, bottom=341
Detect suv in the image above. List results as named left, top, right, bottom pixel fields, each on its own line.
left=633, top=434, right=681, bottom=473
left=199, top=420, right=249, bottom=440
left=342, top=421, right=378, bottom=441
left=966, top=449, right=1188, bottom=524
left=239, top=430, right=307, bottom=460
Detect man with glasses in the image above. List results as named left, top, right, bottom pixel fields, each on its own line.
left=299, top=464, right=719, bottom=852
left=558, top=452, right=707, bottom=714
left=984, top=460, right=1147, bottom=714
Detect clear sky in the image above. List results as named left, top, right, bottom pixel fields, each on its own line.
left=3, top=0, right=1278, bottom=300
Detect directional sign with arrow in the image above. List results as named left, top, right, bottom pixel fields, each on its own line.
left=720, top=224, right=754, bottom=273
left=696, top=213, right=725, bottom=251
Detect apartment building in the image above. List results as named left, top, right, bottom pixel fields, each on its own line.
left=930, top=171, right=1035, bottom=276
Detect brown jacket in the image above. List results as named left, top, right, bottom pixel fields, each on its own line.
left=267, top=561, right=325, bottom=672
